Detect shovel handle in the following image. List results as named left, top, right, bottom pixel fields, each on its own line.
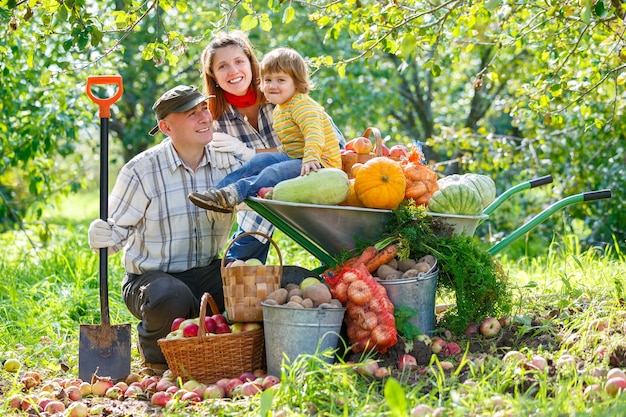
left=86, top=76, right=124, bottom=119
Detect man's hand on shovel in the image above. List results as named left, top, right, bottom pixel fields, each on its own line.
left=88, top=218, right=115, bottom=250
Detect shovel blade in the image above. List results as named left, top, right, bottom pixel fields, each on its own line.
left=79, top=323, right=131, bottom=382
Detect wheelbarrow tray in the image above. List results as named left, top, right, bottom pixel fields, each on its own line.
left=246, top=197, right=392, bottom=266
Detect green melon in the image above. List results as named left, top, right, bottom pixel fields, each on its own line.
left=427, top=182, right=483, bottom=215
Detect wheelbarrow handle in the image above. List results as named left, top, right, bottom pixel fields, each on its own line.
left=488, top=189, right=612, bottom=256
left=482, top=174, right=553, bottom=216
left=86, top=75, right=124, bottom=119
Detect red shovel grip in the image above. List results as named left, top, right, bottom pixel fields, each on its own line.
left=86, top=75, right=124, bottom=118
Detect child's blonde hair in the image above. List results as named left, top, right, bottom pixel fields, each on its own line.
left=260, top=48, right=314, bottom=94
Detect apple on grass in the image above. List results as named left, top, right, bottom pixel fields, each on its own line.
left=430, top=337, right=447, bottom=354
left=398, top=354, right=418, bottom=371
left=203, top=384, right=225, bottom=399
left=479, top=317, right=502, bottom=337
left=605, top=376, right=626, bottom=396
left=262, top=375, right=280, bottom=390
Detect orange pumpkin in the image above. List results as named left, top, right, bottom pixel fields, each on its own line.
left=339, top=179, right=365, bottom=207
left=354, top=157, right=406, bottom=209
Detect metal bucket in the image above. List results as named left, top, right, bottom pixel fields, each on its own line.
left=262, top=303, right=346, bottom=376
left=377, top=268, right=438, bottom=336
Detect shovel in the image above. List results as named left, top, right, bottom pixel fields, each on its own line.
left=79, top=75, right=131, bottom=382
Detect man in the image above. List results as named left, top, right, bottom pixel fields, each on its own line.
left=87, top=85, right=238, bottom=373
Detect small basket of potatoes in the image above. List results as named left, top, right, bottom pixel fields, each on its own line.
left=372, top=254, right=437, bottom=281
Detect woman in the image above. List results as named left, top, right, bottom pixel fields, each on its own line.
left=201, top=31, right=344, bottom=263
left=200, top=31, right=280, bottom=263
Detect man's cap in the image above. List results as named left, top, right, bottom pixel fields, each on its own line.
left=148, top=85, right=212, bottom=136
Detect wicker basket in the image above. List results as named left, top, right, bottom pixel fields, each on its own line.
left=341, top=127, right=384, bottom=178
left=157, top=292, right=265, bottom=384
left=221, top=231, right=283, bottom=322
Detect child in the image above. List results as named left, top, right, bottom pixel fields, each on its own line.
left=189, top=47, right=341, bottom=213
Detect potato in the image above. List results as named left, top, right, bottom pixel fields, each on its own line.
left=385, top=271, right=403, bottom=280
left=414, top=262, right=432, bottom=273
left=418, top=255, right=436, bottom=267
left=377, top=264, right=400, bottom=280
left=302, top=283, right=332, bottom=307
left=290, top=295, right=303, bottom=304
left=397, top=259, right=417, bottom=272
left=287, top=287, right=304, bottom=300
left=385, top=258, right=398, bottom=270
left=263, top=299, right=278, bottom=306
left=329, top=299, right=343, bottom=308
left=265, top=288, right=288, bottom=305
left=402, top=269, right=419, bottom=278
left=284, top=301, right=304, bottom=308
left=300, top=298, right=314, bottom=308
left=285, top=283, right=300, bottom=292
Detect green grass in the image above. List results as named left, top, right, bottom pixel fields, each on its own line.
left=1, top=200, right=626, bottom=416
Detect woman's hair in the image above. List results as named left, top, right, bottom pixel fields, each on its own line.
left=260, top=47, right=313, bottom=94
left=200, top=31, right=266, bottom=119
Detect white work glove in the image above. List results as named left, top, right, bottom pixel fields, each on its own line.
left=210, top=132, right=256, bottom=162
left=211, top=148, right=239, bottom=170
left=88, top=218, right=115, bottom=250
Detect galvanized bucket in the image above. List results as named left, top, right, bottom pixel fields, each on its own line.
left=377, top=268, right=438, bottom=336
left=261, top=303, right=346, bottom=376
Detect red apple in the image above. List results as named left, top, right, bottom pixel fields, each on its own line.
left=44, top=401, right=66, bottom=414
left=165, top=385, right=179, bottom=395
left=257, top=187, right=274, bottom=199
left=380, top=144, right=390, bottom=156
left=525, top=354, right=547, bottom=371
left=204, top=316, right=217, bottom=334
left=608, top=368, right=626, bottom=380
left=445, top=342, right=462, bottom=356
left=410, top=404, right=434, bottom=417
left=352, top=137, right=373, bottom=154
left=225, top=378, right=244, bottom=398
left=91, top=378, right=114, bottom=397
left=464, top=322, right=480, bottom=337
left=65, top=385, right=83, bottom=401
left=398, top=354, right=418, bottom=371
left=583, top=383, right=601, bottom=399
left=156, top=378, right=175, bottom=392
left=216, top=322, right=232, bottom=334
left=37, top=397, right=53, bottom=411
left=354, top=358, right=380, bottom=377
left=151, top=391, right=172, bottom=407
left=430, top=337, right=447, bottom=354
left=239, top=372, right=256, bottom=382
left=215, top=378, right=231, bottom=390
left=182, top=322, right=200, bottom=338
left=203, top=384, right=225, bottom=399
left=181, top=390, right=203, bottom=403
left=389, top=144, right=409, bottom=158
left=241, top=381, right=263, bottom=396
left=124, top=385, right=145, bottom=399
left=212, top=314, right=228, bottom=325
left=605, top=376, right=626, bottom=396
left=171, top=317, right=186, bottom=332
left=479, top=317, right=502, bottom=337
left=261, top=375, right=280, bottom=390
left=344, top=138, right=356, bottom=151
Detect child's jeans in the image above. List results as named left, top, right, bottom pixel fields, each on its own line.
left=216, top=152, right=302, bottom=202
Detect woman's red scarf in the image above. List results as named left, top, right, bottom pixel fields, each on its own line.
left=223, top=87, right=257, bottom=108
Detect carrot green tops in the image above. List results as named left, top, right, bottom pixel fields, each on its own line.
left=273, top=93, right=341, bottom=169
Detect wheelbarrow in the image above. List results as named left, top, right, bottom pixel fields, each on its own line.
left=245, top=174, right=611, bottom=268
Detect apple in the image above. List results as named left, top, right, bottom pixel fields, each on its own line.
left=242, top=322, right=262, bottom=332
left=151, top=391, right=172, bottom=407
left=375, top=367, right=391, bottom=378
left=398, top=354, right=418, bottom=371
left=91, top=378, right=114, bottom=397
left=166, top=385, right=179, bottom=395
left=225, top=378, right=244, bottom=398
left=299, top=276, right=321, bottom=291
left=464, top=322, right=480, bottom=337
left=105, top=386, right=123, bottom=399
left=66, top=401, right=89, bottom=417
left=439, top=361, right=454, bottom=371
left=66, top=385, right=83, bottom=401
left=229, top=259, right=246, bottom=267
left=583, top=383, right=601, bottom=399
left=525, top=354, right=547, bottom=371
left=410, top=404, right=434, bottom=416
left=430, top=337, right=447, bottom=354
left=203, top=384, right=225, bottom=399
left=341, top=149, right=356, bottom=155
left=182, top=322, right=200, bottom=337
left=479, top=317, right=502, bottom=337
left=605, top=376, right=626, bottom=396
left=588, top=318, right=609, bottom=332
left=124, top=384, right=144, bottom=399
left=156, top=378, right=175, bottom=392
left=44, top=401, right=66, bottom=414
left=245, top=258, right=264, bottom=266
left=230, top=322, right=244, bottom=333
left=498, top=316, right=512, bottom=327
left=3, top=357, right=21, bottom=372
left=182, top=379, right=201, bottom=392
left=114, top=381, right=128, bottom=394
left=79, top=382, right=92, bottom=397
left=257, top=187, right=274, bottom=199
left=389, top=144, right=409, bottom=158
left=445, top=342, right=462, bottom=356
left=212, top=314, right=228, bottom=326
left=23, top=371, right=41, bottom=385
left=204, top=316, right=217, bottom=334
left=21, top=376, right=38, bottom=391
left=351, top=137, right=373, bottom=154
left=608, top=368, right=626, bottom=380
left=239, top=372, right=256, bottom=382
left=262, top=375, right=280, bottom=390
left=241, top=380, right=263, bottom=396
left=170, top=317, right=186, bottom=332
left=216, top=322, right=232, bottom=334
left=380, top=144, right=390, bottom=156
left=503, top=350, right=526, bottom=365
left=166, top=329, right=183, bottom=339
left=37, top=397, right=53, bottom=411
left=344, top=138, right=356, bottom=151
left=556, top=354, right=576, bottom=369
left=354, top=358, right=380, bottom=377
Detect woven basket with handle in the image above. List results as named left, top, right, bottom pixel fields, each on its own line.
left=341, top=127, right=384, bottom=178
left=221, top=231, right=283, bottom=322
left=157, top=292, right=265, bottom=384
